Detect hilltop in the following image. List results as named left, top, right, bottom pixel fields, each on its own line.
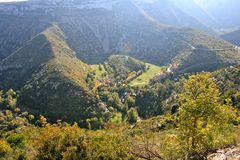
left=0, top=25, right=99, bottom=122
left=104, top=55, right=146, bottom=80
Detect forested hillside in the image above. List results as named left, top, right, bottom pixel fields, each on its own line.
left=0, top=25, right=99, bottom=123
left=1, top=0, right=240, bottom=159
left=1, top=68, right=240, bottom=159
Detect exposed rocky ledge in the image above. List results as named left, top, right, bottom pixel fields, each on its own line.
left=208, top=147, right=240, bottom=160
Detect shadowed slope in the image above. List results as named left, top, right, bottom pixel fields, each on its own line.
left=1, top=25, right=99, bottom=122
left=221, top=30, right=240, bottom=46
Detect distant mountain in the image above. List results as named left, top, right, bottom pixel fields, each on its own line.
left=169, top=28, right=240, bottom=73
left=0, top=0, right=239, bottom=71
left=221, top=30, right=240, bottom=46
left=0, top=25, right=99, bottom=122
left=0, top=0, right=213, bottom=61
left=133, top=0, right=214, bottom=33
left=1, top=0, right=238, bottom=66
left=170, top=0, right=219, bottom=29
left=170, top=0, right=240, bottom=29
left=195, top=0, right=240, bottom=29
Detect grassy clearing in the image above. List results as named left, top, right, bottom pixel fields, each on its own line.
left=129, top=63, right=164, bottom=87
left=91, top=64, right=106, bottom=78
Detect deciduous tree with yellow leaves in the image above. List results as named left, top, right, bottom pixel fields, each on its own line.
left=178, top=73, right=236, bottom=157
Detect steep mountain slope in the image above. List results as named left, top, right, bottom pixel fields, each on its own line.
left=221, top=30, right=240, bottom=46
left=57, top=4, right=240, bottom=72
left=0, top=25, right=99, bottom=122
left=0, top=0, right=239, bottom=74
left=134, top=0, right=213, bottom=33
left=195, top=0, right=240, bottom=29
left=0, top=30, right=53, bottom=89
left=170, top=0, right=219, bottom=29
left=0, top=14, right=50, bottom=60
left=169, top=29, right=240, bottom=73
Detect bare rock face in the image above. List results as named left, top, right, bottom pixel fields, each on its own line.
left=208, top=148, right=240, bottom=160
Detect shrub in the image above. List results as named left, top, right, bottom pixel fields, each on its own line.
left=34, top=124, right=88, bottom=160
left=0, top=140, right=11, bottom=156
left=127, top=108, right=138, bottom=124
left=6, top=133, right=27, bottom=148
left=87, top=129, right=133, bottom=159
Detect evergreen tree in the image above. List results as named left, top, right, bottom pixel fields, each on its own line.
left=127, top=108, right=138, bottom=124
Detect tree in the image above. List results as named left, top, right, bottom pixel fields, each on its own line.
left=107, top=92, right=123, bottom=110
left=0, top=140, right=11, bottom=156
left=34, top=124, right=88, bottom=160
left=98, top=64, right=103, bottom=71
left=127, top=108, right=138, bottom=124
left=135, top=86, right=161, bottom=118
left=87, top=128, right=133, bottom=159
left=126, top=96, right=135, bottom=108
left=39, top=115, right=47, bottom=127
left=6, top=89, right=17, bottom=108
left=6, top=133, right=26, bottom=148
left=178, top=73, right=236, bottom=156
left=0, top=90, right=3, bottom=104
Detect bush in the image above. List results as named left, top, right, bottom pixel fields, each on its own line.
left=6, top=133, right=26, bottom=148
left=34, top=124, right=88, bottom=160
left=0, top=140, right=11, bottom=156
left=127, top=108, right=138, bottom=124
left=87, top=129, right=133, bottom=159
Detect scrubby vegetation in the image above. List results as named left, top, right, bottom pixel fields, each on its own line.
left=1, top=21, right=240, bottom=129
left=0, top=25, right=101, bottom=124
left=1, top=67, right=240, bottom=159
left=1, top=1, right=240, bottom=159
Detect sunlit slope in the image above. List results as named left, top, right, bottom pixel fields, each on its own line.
left=91, top=64, right=106, bottom=78
left=1, top=25, right=99, bottom=122
left=0, top=0, right=240, bottom=75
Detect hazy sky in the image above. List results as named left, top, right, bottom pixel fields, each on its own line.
left=0, top=0, right=27, bottom=2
